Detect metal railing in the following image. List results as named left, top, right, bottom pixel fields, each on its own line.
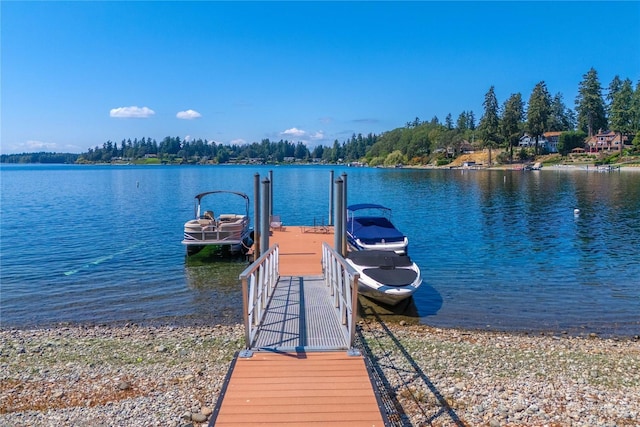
left=239, top=244, right=279, bottom=349
left=321, top=242, right=360, bottom=350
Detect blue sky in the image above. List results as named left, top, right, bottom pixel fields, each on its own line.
left=2, top=1, right=639, bottom=155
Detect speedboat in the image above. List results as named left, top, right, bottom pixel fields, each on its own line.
left=346, top=250, right=422, bottom=306
left=346, top=203, right=408, bottom=254
left=182, top=191, right=252, bottom=256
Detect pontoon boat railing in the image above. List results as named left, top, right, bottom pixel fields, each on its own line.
left=183, top=228, right=246, bottom=244
left=239, top=244, right=279, bottom=348
left=321, top=242, right=360, bottom=350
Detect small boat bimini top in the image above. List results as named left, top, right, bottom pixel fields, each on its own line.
left=346, top=203, right=408, bottom=254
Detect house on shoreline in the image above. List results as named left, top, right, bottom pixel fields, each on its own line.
left=518, top=132, right=560, bottom=153
left=586, top=130, right=628, bottom=152
left=519, top=130, right=632, bottom=155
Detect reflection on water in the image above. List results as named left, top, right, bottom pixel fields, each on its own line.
left=357, top=282, right=444, bottom=325
left=1, top=165, right=638, bottom=336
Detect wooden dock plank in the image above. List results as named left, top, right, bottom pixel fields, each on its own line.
left=215, top=412, right=383, bottom=424
left=227, top=375, right=372, bottom=385
left=219, top=395, right=377, bottom=407
left=269, top=226, right=334, bottom=275
left=212, top=352, right=384, bottom=426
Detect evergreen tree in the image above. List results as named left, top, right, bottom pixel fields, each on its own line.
left=311, top=144, right=324, bottom=160
left=478, top=86, right=500, bottom=164
left=294, top=142, right=308, bottom=159
left=500, top=93, right=524, bottom=162
left=632, top=81, right=640, bottom=143
left=527, top=81, right=552, bottom=154
left=609, top=78, right=634, bottom=152
left=575, top=68, right=607, bottom=137
left=606, top=75, right=623, bottom=118
left=445, top=113, right=454, bottom=130
left=456, top=111, right=468, bottom=130
left=549, top=92, right=575, bottom=131
left=557, top=131, right=587, bottom=156
left=406, top=117, right=421, bottom=128
left=467, top=111, right=476, bottom=130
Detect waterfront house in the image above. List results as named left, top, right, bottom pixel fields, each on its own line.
left=586, top=130, right=627, bottom=152
left=542, top=131, right=561, bottom=153
left=518, top=133, right=558, bottom=153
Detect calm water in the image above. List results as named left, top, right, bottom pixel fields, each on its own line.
left=1, top=164, right=639, bottom=336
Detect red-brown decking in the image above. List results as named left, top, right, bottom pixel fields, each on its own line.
left=269, top=225, right=335, bottom=276
left=212, top=352, right=384, bottom=427
left=211, top=226, right=385, bottom=426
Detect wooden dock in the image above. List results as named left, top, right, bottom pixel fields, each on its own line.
left=270, top=225, right=335, bottom=275
left=210, top=226, right=386, bottom=426
left=212, top=352, right=383, bottom=426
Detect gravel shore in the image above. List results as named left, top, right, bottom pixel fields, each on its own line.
left=1, top=321, right=639, bottom=427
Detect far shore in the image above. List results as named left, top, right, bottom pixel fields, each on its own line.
left=404, top=162, right=640, bottom=171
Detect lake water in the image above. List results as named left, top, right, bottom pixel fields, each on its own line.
left=1, top=164, right=639, bottom=336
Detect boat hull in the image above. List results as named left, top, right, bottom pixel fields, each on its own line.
left=347, top=235, right=409, bottom=254
left=346, top=250, right=421, bottom=306
left=182, top=215, right=250, bottom=247
left=356, top=281, right=418, bottom=306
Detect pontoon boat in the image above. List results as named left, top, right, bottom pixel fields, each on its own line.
left=182, top=191, right=252, bottom=256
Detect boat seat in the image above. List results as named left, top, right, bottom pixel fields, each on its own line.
left=270, top=215, right=284, bottom=231
left=198, top=218, right=215, bottom=227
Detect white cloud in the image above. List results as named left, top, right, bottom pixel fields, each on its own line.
left=176, top=109, right=202, bottom=120
left=282, top=127, right=306, bottom=137
left=310, top=131, right=324, bottom=140
left=230, top=138, right=246, bottom=145
left=26, top=140, right=57, bottom=151
left=109, top=106, right=155, bottom=118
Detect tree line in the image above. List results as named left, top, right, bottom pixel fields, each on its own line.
left=71, top=133, right=378, bottom=164
left=363, top=67, right=639, bottom=166
left=2, top=67, right=638, bottom=166
left=0, top=152, right=79, bottom=164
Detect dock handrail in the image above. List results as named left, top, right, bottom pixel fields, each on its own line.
left=321, top=242, right=360, bottom=350
left=239, top=244, right=279, bottom=349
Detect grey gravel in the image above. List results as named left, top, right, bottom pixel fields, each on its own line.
left=357, top=320, right=640, bottom=426
left=1, top=322, right=639, bottom=426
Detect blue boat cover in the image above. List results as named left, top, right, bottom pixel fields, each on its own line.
left=348, top=203, right=391, bottom=211
left=347, top=216, right=405, bottom=243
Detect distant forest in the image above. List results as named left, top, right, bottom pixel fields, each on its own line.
left=3, top=67, right=639, bottom=166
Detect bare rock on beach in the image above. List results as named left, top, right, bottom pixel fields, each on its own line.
left=1, top=322, right=639, bottom=427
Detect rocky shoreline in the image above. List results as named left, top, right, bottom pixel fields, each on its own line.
left=1, top=322, right=639, bottom=427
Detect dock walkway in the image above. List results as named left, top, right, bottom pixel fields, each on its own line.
left=210, top=227, right=386, bottom=426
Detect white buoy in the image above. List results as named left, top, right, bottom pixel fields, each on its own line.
left=574, top=208, right=580, bottom=216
